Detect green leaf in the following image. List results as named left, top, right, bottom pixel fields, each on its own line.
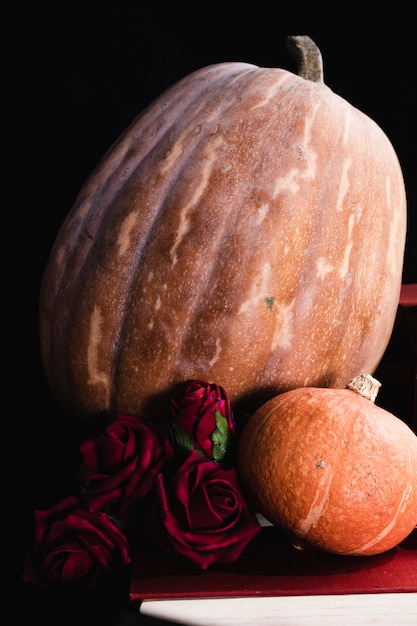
left=170, top=423, right=206, bottom=459
left=211, top=409, right=230, bottom=463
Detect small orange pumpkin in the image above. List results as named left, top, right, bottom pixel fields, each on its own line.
left=237, top=374, right=417, bottom=556
left=39, top=37, right=406, bottom=429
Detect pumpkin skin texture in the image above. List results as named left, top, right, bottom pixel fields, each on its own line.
left=237, top=383, right=417, bottom=556
left=39, top=38, right=407, bottom=429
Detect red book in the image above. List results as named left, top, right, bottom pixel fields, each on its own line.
left=130, top=525, right=417, bottom=601
left=399, top=284, right=417, bottom=308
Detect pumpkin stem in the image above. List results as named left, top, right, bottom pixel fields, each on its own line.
left=286, top=35, right=324, bottom=84
left=347, top=374, right=381, bottom=403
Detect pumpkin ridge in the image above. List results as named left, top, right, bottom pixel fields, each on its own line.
left=108, top=69, right=305, bottom=402
left=343, top=448, right=416, bottom=555
left=42, top=64, right=259, bottom=416
left=291, top=394, right=361, bottom=546
left=258, top=91, right=404, bottom=391
left=50, top=62, right=259, bottom=271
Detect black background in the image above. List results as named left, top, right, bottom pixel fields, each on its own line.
left=5, top=1, right=416, bottom=623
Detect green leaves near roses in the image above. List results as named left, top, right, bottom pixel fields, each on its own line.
left=170, top=410, right=230, bottom=463
left=211, top=409, right=230, bottom=462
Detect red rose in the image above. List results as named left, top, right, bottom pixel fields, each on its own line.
left=22, top=496, right=131, bottom=590
left=170, top=380, right=236, bottom=463
left=147, top=449, right=261, bottom=569
left=78, top=414, right=174, bottom=522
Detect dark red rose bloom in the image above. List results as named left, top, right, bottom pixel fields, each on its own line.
left=147, top=449, right=261, bottom=569
left=78, top=413, right=174, bottom=522
left=170, top=380, right=236, bottom=463
left=22, top=496, right=131, bottom=590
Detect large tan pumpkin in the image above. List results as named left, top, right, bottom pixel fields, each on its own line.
left=237, top=375, right=417, bottom=556
left=39, top=37, right=406, bottom=428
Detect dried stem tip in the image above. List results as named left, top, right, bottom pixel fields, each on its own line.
left=347, top=374, right=381, bottom=403
left=286, top=35, right=324, bottom=84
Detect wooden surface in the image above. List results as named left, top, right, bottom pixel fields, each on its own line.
left=140, top=593, right=417, bottom=625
